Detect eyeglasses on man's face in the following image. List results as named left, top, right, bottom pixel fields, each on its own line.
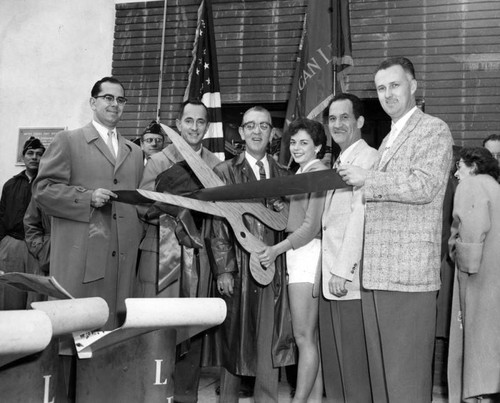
left=94, top=94, right=128, bottom=106
left=142, top=137, right=164, bottom=144
left=241, top=121, right=272, bottom=132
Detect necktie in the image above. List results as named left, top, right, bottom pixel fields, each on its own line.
left=255, top=160, right=269, bottom=212
left=379, top=126, right=396, bottom=168
left=256, top=160, right=266, bottom=180
left=333, top=157, right=342, bottom=169
left=107, top=131, right=116, bottom=159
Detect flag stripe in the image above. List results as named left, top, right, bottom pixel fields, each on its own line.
left=184, top=0, right=225, bottom=160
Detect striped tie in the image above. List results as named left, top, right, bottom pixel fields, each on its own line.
left=256, top=160, right=266, bottom=180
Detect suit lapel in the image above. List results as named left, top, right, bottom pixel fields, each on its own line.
left=378, top=109, right=422, bottom=170
left=327, top=140, right=368, bottom=206
left=115, top=133, right=130, bottom=172
left=83, top=123, right=116, bottom=166
left=342, top=140, right=366, bottom=165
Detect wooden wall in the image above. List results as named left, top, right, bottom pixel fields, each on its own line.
left=113, top=0, right=306, bottom=138
left=113, top=0, right=198, bottom=138
left=114, top=0, right=500, bottom=146
left=347, top=0, right=500, bottom=146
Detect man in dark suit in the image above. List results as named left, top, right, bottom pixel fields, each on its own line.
left=209, top=106, right=295, bottom=403
left=33, top=76, right=144, bottom=329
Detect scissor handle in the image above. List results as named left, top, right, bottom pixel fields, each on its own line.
left=249, top=253, right=275, bottom=286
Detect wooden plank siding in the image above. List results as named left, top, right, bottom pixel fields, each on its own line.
left=347, top=0, right=500, bottom=146
left=113, top=0, right=500, bottom=145
left=113, top=0, right=306, bottom=139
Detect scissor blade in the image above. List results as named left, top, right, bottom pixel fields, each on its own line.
left=137, top=189, right=223, bottom=216
left=114, top=189, right=222, bottom=217
left=160, top=123, right=225, bottom=189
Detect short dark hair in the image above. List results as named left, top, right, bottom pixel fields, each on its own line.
left=327, top=93, right=364, bottom=120
left=286, top=118, right=327, bottom=160
left=482, top=133, right=500, bottom=147
left=241, top=106, right=273, bottom=126
left=460, top=146, right=500, bottom=180
left=178, top=99, right=209, bottom=122
left=375, top=57, right=416, bottom=80
left=91, top=77, right=125, bottom=98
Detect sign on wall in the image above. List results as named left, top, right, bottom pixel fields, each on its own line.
left=16, top=127, right=64, bottom=165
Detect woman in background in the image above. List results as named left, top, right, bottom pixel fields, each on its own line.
left=448, top=146, right=500, bottom=402
left=259, top=118, right=327, bottom=403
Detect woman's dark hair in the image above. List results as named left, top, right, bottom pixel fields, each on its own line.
left=286, top=118, right=327, bottom=160
left=460, top=146, right=500, bottom=180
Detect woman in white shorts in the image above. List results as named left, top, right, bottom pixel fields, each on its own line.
left=258, top=118, right=327, bottom=403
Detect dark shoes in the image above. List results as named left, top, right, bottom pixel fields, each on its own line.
left=214, top=385, right=253, bottom=398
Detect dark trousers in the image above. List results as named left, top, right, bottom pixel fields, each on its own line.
left=361, top=289, right=437, bottom=403
left=174, top=334, right=203, bottom=403
left=319, top=296, right=372, bottom=403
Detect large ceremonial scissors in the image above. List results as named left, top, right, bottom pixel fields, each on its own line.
left=118, top=124, right=287, bottom=286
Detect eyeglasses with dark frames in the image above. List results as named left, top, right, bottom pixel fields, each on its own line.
left=94, top=94, right=128, bottom=106
left=241, top=121, right=273, bottom=132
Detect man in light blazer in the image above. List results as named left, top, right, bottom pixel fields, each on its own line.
left=339, top=57, right=453, bottom=402
left=33, top=77, right=144, bottom=330
left=320, top=93, right=378, bottom=402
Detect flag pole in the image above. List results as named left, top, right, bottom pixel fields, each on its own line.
left=331, top=0, right=337, bottom=96
left=156, top=0, right=168, bottom=122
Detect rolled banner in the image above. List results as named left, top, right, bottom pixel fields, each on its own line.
left=74, top=298, right=226, bottom=359
left=31, top=297, right=109, bottom=337
left=122, top=298, right=226, bottom=329
left=0, top=310, right=52, bottom=367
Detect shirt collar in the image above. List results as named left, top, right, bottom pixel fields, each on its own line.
left=392, top=106, right=418, bottom=134
left=245, top=151, right=270, bottom=178
left=297, top=158, right=320, bottom=173
left=92, top=120, right=116, bottom=138
left=245, top=152, right=268, bottom=167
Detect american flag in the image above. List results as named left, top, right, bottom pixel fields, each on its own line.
left=184, top=0, right=224, bottom=160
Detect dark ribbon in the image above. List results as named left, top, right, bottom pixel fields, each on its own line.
left=114, top=169, right=349, bottom=205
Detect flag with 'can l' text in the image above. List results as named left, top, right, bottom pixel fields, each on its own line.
left=280, top=0, right=353, bottom=165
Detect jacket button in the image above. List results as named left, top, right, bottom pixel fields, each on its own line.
left=113, top=179, right=118, bottom=184
left=113, top=213, right=117, bottom=219
left=112, top=251, right=116, bottom=257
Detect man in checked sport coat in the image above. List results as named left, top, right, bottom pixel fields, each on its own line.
left=339, top=57, right=453, bottom=402
left=33, top=77, right=144, bottom=330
